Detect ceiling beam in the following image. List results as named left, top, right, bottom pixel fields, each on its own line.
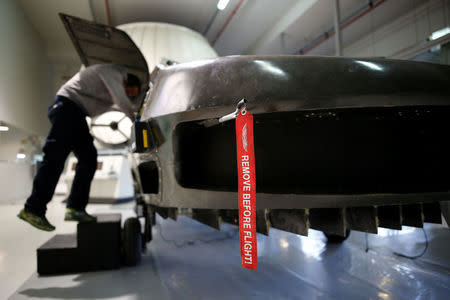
left=244, top=0, right=317, bottom=54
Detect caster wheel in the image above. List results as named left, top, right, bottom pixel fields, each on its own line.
left=122, top=217, right=142, bottom=266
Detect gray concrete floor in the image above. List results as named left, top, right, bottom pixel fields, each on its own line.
left=2, top=197, right=450, bottom=299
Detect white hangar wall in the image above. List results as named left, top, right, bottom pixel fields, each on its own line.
left=0, top=0, right=52, bottom=203
left=0, top=0, right=52, bottom=136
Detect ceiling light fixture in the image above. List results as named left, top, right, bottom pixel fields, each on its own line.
left=430, top=27, right=450, bottom=41
left=217, top=0, right=230, bottom=11
left=355, top=60, right=384, bottom=71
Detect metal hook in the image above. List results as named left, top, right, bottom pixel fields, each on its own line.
left=219, top=99, right=247, bottom=123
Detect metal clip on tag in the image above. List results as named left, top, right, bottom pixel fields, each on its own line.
left=219, top=99, right=247, bottom=123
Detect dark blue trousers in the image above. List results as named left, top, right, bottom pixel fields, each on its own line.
left=25, top=96, right=97, bottom=216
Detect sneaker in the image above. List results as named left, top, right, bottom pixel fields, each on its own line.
left=18, top=209, right=55, bottom=232
left=64, top=208, right=97, bottom=223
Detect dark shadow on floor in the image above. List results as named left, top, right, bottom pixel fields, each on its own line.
left=15, top=252, right=168, bottom=300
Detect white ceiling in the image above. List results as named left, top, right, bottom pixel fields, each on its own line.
left=17, top=0, right=423, bottom=62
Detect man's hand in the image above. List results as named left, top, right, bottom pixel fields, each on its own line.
left=128, top=112, right=137, bottom=122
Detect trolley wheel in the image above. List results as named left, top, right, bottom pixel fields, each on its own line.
left=325, top=229, right=351, bottom=243
left=144, top=207, right=153, bottom=243
left=122, top=217, right=142, bottom=266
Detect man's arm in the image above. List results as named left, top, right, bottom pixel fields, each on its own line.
left=97, top=64, right=135, bottom=119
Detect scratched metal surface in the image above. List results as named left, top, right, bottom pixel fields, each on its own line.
left=136, top=57, right=450, bottom=210
left=11, top=214, right=450, bottom=300
left=142, top=56, right=450, bottom=120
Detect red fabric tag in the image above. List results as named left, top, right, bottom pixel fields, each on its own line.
left=236, top=108, right=257, bottom=270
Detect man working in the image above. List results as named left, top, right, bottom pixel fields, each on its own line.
left=18, top=64, right=142, bottom=231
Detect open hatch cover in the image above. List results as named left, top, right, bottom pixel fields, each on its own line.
left=59, top=13, right=149, bottom=109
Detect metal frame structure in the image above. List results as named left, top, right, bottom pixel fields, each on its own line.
left=60, top=13, right=450, bottom=241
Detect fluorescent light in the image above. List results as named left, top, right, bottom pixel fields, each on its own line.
left=17, top=153, right=26, bottom=159
left=254, top=60, right=288, bottom=78
left=355, top=60, right=384, bottom=71
left=217, top=0, right=230, bottom=10
left=0, top=125, right=9, bottom=131
left=430, top=27, right=450, bottom=41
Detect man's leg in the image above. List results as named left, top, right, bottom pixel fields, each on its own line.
left=24, top=141, right=70, bottom=216
left=66, top=119, right=97, bottom=213
left=24, top=103, right=71, bottom=216
left=21, top=99, right=73, bottom=231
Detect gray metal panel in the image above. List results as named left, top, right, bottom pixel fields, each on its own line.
left=137, top=56, right=450, bottom=210
left=192, top=209, right=221, bottom=230
left=310, top=208, right=346, bottom=237
left=402, top=204, right=424, bottom=228
left=269, top=209, right=309, bottom=236
left=423, top=202, right=442, bottom=224
left=378, top=205, right=402, bottom=230
left=346, top=207, right=378, bottom=234
left=142, top=56, right=450, bottom=120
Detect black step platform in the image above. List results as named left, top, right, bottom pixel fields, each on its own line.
left=37, top=214, right=121, bottom=275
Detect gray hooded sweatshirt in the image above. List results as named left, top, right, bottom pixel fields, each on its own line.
left=56, top=64, right=134, bottom=118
